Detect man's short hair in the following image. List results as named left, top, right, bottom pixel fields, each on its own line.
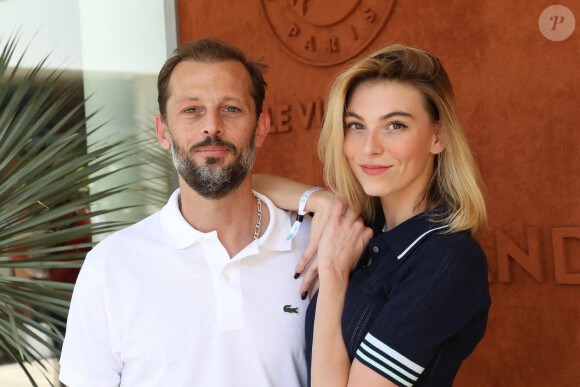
left=157, top=38, right=267, bottom=120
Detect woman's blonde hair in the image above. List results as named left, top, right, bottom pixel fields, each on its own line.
left=318, top=44, right=487, bottom=234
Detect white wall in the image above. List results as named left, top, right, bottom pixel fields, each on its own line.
left=0, top=0, right=83, bottom=70
left=78, top=0, right=175, bottom=74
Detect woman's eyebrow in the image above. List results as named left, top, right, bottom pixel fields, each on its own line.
left=380, top=111, right=414, bottom=120
left=344, top=111, right=414, bottom=120
left=344, top=111, right=362, bottom=119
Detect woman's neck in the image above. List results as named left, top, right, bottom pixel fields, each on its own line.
left=381, top=194, right=427, bottom=232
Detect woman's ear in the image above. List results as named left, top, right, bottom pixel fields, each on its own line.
left=431, top=123, right=447, bottom=155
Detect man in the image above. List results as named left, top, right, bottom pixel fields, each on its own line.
left=59, top=39, right=311, bottom=386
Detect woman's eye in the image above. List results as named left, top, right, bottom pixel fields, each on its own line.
left=224, top=106, right=241, bottom=113
left=388, top=121, right=408, bottom=130
left=346, top=122, right=364, bottom=130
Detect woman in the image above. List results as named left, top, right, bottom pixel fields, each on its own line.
left=255, top=44, right=490, bottom=386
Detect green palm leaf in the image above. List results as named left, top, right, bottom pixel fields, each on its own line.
left=0, top=36, right=166, bottom=385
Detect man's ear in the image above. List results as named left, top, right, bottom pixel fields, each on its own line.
left=254, top=112, right=270, bottom=148
left=155, top=115, right=172, bottom=150
left=430, top=122, right=447, bottom=155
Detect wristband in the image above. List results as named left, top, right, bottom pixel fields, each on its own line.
left=286, top=187, right=324, bottom=240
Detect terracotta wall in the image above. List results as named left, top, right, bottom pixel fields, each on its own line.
left=177, top=1, right=579, bottom=385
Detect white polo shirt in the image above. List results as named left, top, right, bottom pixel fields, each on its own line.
left=60, top=189, right=310, bottom=387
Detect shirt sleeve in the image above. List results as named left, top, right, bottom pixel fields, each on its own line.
left=354, top=236, right=490, bottom=386
left=59, top=251, right=122, bottom=387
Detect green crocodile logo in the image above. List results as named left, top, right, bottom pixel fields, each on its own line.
left=283, top=304, right=299, bottom=314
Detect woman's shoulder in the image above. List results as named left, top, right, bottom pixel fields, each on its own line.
left=430, top=227, right=484, bottom=252
left=413, top=227, right=488, bottom=278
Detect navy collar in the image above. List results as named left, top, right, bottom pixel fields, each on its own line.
left=371, top=207, right=450, bottom=260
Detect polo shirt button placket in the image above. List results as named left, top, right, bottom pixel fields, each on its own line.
left=216, top=265, right=243, bottom=331
left=372, top=246, right=380, bottom=253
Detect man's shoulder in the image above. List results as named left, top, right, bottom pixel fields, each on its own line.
left=252, top=191, right=291, bottom=225
left=253, top=190, right=312, bottom=251
left=253, top=191, right=311, bottom=224
left=90, top=211, right=163, bottom=254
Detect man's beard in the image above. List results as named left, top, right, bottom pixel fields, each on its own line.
left=169, top=128, right=257, bottom=200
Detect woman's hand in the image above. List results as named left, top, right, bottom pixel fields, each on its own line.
left=317, top=198, right=373, bottom=283
left=298, top=195, right=372, bottom=299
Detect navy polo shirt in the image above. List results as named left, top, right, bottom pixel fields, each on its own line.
left=305, top=209, right=491, bottom=386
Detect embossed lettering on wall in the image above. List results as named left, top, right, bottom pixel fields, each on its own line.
left=488, top=227, right=580, bottom=285
left=265, top=99, right=325, bottom=132
left=260, top=0, right=396, bottom=66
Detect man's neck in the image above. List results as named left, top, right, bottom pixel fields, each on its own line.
left=178, top=177, right=270, bottom=258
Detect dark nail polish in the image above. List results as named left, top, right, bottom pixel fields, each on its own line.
left=294, top=272, right=300, bottom=279
left=301, top=291, right=308, bottom=300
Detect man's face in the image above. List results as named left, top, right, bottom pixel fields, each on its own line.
left=167, top=124, right=257, bottom=199
left=156, top=60, right=269, bottom=199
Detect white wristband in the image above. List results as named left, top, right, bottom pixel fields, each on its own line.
left=286, top=187, right=324, bottom=241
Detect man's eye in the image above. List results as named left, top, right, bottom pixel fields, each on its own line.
left=184, top=107, right=199, bottom=114
left=224, top=106, right=241, bottom=113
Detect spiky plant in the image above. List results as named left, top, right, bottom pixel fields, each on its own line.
left=0, top=37, right=167, bottom=385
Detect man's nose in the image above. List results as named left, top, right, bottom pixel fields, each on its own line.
left=203, top=110, right=223, bottom=136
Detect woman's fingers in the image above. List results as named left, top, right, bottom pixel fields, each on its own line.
left=328, top=198, right=362, bottom=231
left=294, top=196, right=333, bottom=277
left=300, top=257, right=319, bottom=299
left=294, top=240, right=317, bottom=278
left=341, top=203, right=361, bottom=224
left=329, top=196, right=345, bottom=222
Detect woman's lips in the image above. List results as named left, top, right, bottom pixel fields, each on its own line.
left=360, top=164, right=391, bottom=176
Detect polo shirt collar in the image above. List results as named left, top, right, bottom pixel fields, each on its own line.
left=253, top=191, right=294, bottom=252
left=160, top=189, right=293, bottom=252
left=371, top=207, right=450, bottom=260
left=160, top=189, right=204, bottom=249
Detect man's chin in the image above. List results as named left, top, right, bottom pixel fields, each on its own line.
left=204, top=156, right=229, bottom=166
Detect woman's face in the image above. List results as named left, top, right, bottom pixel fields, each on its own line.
left=343, top=80, right=445, bottom=205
